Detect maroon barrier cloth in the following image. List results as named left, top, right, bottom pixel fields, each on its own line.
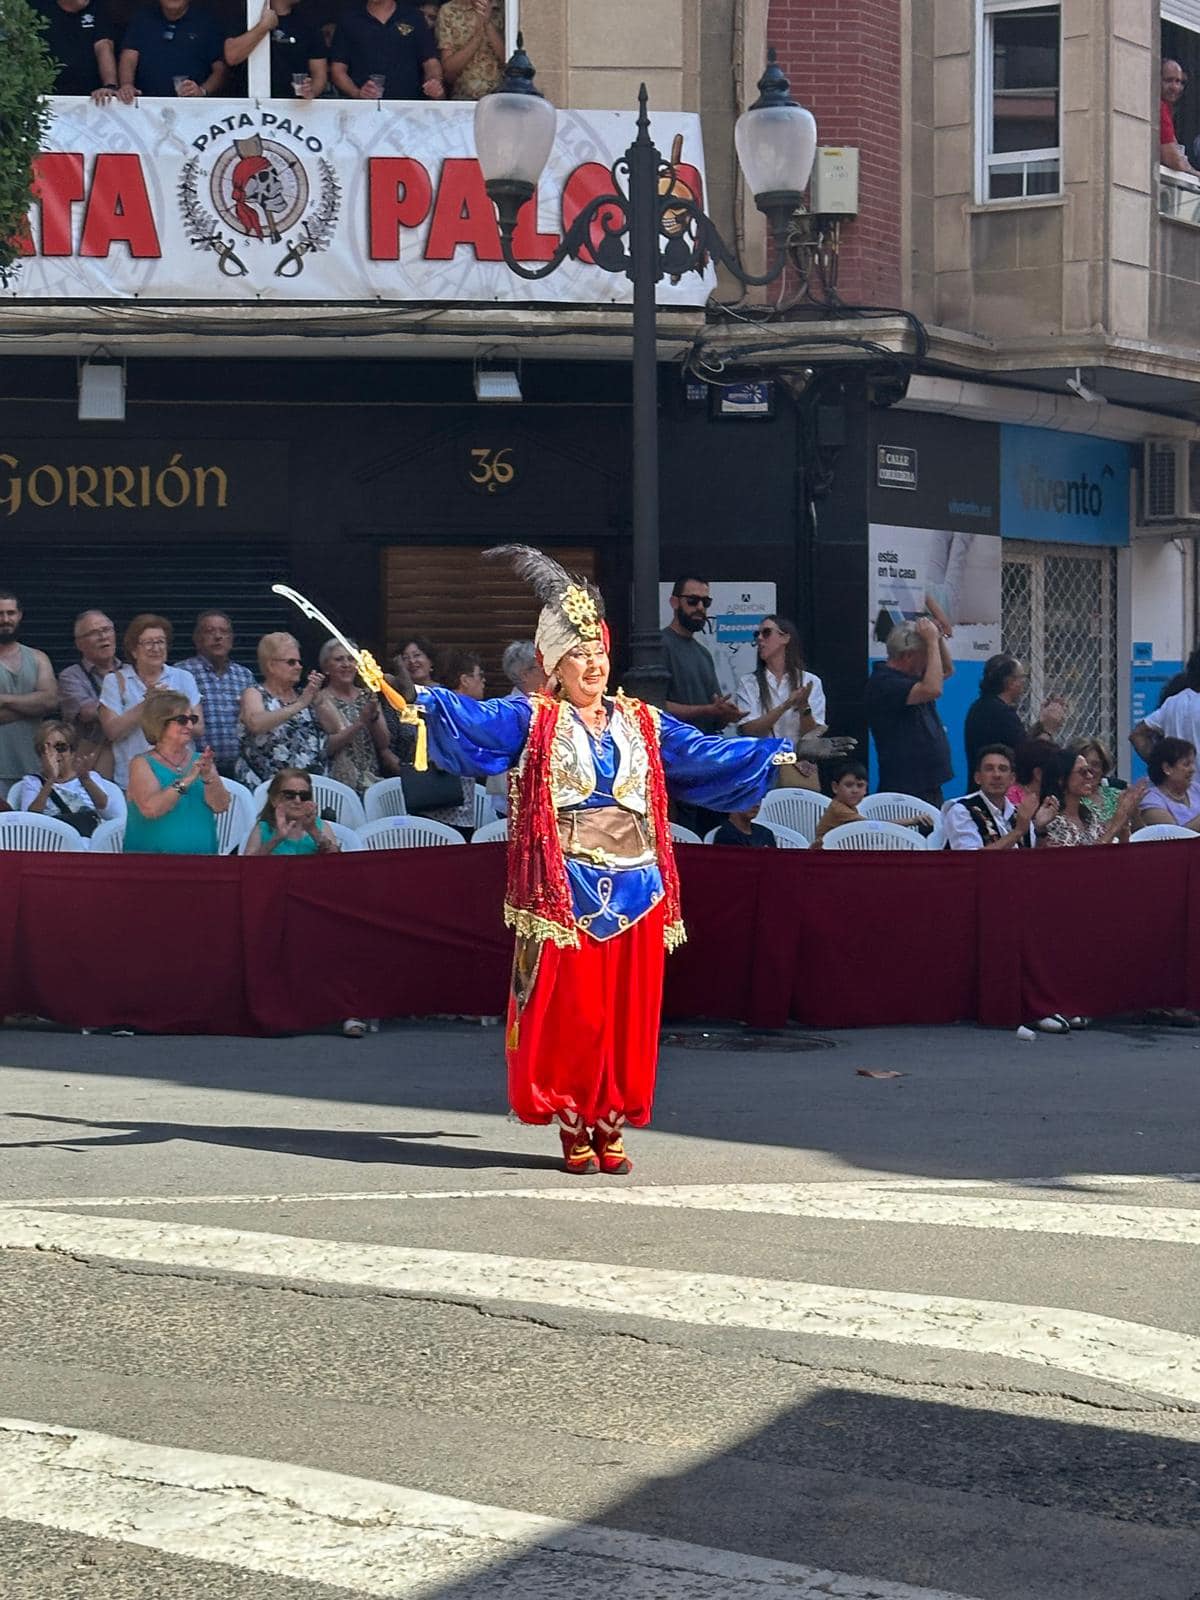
left=0, top=842, right=1197, bottom=1035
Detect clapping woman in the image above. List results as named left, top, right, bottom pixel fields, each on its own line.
left=125, top=690, right=230, bottom=855
left=245, top=768, right=341, bottom=856
left=17, top=720, right=120, bottom=839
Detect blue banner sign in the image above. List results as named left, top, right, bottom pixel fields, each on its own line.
left=1000, top=425, right=1130, bottom=545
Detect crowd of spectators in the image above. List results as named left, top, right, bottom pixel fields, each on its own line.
left=33, top=0, right=506, bottom=104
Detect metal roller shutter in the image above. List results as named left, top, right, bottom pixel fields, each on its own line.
left=382, top=545, right=598, bottom=684
left=0, top=539, right=295, bottom=672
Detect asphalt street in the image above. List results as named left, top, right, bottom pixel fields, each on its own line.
left=0, top=1018, right=1198, bottom=1599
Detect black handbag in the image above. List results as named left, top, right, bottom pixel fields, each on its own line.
left=45, top=786, right=101, bottom=838
left=399, top=763, right=464, bottom=813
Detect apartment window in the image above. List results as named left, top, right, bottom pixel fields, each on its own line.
left=979, top=1, right=1061, bottom=201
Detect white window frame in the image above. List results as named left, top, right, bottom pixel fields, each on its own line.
left=975, top=0, right=1062, bottom=203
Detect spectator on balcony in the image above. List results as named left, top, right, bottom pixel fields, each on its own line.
left=318, top=638, right=389, bottom=796
left=99, top=615, right=203, bottom=790
left=0, top=590, right=58, bottom=792
left=501, top=639, right=547, bottom=699
left=118, top=0, right=229, bottom=99
left=58, top=609, right=121, bottom=780
left=1161, top=60, right=1200, bottom=176
left=864, top=617, right=953, bottom=807
left=177, top=610, right=254, bottom=779
left=1138, top=736, right=1200, bottom=830
left=436, top=0, right=504, bottom=100
left=33, top=0, right=119, bottom=101
left=236, top=632, right=328, bottom=786
left=224, top=0, right=328, bottom=97
left=329, top=0, right=444, bottom=100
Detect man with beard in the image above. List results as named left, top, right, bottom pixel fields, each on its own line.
left=0, top=591, right=58, bottom=790
left=661, top=575, right=741, bottom=735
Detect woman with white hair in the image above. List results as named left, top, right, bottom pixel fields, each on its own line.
left=236, top=632, right=329, bottom=786
left=501, top=639, right=548, bottom=698
left=318, top=638, right=389, bottom=796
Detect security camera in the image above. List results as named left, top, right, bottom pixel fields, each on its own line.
left=1066, top=367, right=1105, bottom=405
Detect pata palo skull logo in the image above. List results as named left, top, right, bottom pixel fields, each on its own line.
left=179, top=131, right=340, bottom=280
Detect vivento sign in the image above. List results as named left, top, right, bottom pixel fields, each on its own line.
left=1000, top=424, right=1131, bottom=545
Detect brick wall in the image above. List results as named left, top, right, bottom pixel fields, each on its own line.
left=768, top=0, right=903, bottom=305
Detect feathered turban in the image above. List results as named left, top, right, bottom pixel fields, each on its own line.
left=485, top=544, right=608, bottom=673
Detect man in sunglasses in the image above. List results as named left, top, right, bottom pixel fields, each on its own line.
left=662, top=576, right=741, bottom=735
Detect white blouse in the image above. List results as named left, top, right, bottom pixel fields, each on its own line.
left=735, top=668, right=826, bottom=747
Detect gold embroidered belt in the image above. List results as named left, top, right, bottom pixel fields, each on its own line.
left=558, top=805, right=656, bottom=869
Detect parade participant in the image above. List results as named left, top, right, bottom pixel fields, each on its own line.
left=409, top=546, right=853, bottom=1176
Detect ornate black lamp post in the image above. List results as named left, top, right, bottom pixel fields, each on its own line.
left=474, top=43, right=816, bottom=702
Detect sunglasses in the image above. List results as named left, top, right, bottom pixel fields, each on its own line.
left=679, top=595, right=712, bottom=608
left=168, top=713, right=201, bottom=727
left=279, top=789, right=313, bottom=801
left=753, top=628, right=778, bottom=640
left=47, top=741, right=71, bottom=753
left=276, top=656, right=302, bottom=666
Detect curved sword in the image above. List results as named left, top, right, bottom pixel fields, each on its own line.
left=270, top=582, right=428, bottom=766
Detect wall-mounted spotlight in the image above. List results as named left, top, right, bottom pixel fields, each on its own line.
left=78, top=353, right=126, bottom=421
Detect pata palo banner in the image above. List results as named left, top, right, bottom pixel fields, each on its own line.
left=8, top=97, right=714, bottom=305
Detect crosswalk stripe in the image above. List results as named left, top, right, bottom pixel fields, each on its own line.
left=2, top=1207, right=1197, bottom=1404
left=12, top=1178, right=1200, bottom=1246
left=0, top=1418, right=985, bottom=1600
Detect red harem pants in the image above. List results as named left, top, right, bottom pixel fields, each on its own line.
left=506, top=903, right=667, bottom=1129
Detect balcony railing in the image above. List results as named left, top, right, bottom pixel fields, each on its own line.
left=1159, top=166, right=1200, bottom=228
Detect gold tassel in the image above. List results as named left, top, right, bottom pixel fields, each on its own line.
left=413, top=715, right=427, bottom=772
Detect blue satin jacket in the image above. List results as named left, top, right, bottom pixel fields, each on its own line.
left=418, top=687, right=788, bottom=940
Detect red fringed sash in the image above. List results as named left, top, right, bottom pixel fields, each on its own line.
left=504, top=693, right=686, bottom=952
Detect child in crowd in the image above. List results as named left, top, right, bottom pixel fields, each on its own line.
left=811, top=761, right=869, bottom=847
left=712, top=803, right=778, bottom=848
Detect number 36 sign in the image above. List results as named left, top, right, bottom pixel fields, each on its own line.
left=465, top=445, right=519, bottom=496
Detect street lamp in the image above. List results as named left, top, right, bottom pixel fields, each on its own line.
left=474, top=41, right=816, bottom=703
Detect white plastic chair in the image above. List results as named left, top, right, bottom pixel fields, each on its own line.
left=670, top=823, right=702, bottom=845
left=357, top=817, right=464, bottom=849
left=1130, top=822, right=1197, bottom=842
left=89, top=818, right=125, bottom=852
left=251, top=774, right=367, bottom=830
left=471, top=818, right=509, bottom=844
left=0, top=813, right=89, bottom=851
left=861, top=792, right=944, bottom=849
left=704, top=821, right=809, bottom=849
left=7, top=774, right=126, bottom=822
left=363, top=777, right=409, bottom=822
left=758, top=788, right=831, bottom=839
left=473, top=783, right=496, bottom=829
left=822, top=820, right=929, bottom=852
left=213, top=779, right=257, bottom=856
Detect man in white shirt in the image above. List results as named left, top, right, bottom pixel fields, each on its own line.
left=943, top=745, right=1040, bottom=850
left=1130, top=658, right=1200, bottom=761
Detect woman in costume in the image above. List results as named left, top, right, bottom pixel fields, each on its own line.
left=409, top=546, right=852, bottom=1177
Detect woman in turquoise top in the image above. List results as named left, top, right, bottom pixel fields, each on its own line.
left=245, top=767, right=341, bottom=857
left=124, top=689, right=230, bottom=855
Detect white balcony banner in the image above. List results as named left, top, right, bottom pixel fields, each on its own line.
left=7, top=97, right=714, bottom=306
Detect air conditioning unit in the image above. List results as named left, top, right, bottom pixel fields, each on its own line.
left=1141, top=439, right=1200, bottom=523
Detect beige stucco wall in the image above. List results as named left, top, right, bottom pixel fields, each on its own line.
left=518, top=0, right=761, bottom=279
left=917, top=0, right=1158, bottom=346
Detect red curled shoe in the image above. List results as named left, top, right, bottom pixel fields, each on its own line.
left=593, top=1118, right=632, bottom=1175
left=558, top=1120, right=599, bottom=1175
